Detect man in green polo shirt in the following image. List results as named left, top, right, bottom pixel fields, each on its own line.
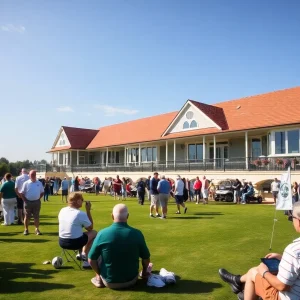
left=88, top=203, right=151, bottom=289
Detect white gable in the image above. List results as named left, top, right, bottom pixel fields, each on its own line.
left=166, top=102, right=219, bottom=135
left=54, top=129, right=70, bottom=148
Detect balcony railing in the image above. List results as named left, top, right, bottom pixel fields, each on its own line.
left=35, top=156, right=300, bottom=173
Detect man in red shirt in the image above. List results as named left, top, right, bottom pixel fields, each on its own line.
left=193, top=176, right=202, bottom=204
left=113, top=175, right=122, bottom=201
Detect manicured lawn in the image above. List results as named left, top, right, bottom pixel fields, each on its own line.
left=0, top=195, right=296, bottom=300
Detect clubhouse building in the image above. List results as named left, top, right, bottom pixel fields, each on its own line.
left=46, top=86, right=300, bottom=186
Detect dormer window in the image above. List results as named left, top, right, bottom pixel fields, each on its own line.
left=183, top=121, right=189, bottom=129
left=190, top=120, right=198, bottom=128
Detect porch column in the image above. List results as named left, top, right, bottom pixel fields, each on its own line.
left=166, top=140, right=168, bottom=168
left=52, top=153, right=54, bottom=165
left=77, top=150, right=79, bottom=165
left=138, top=144, right=141, bottom=166
left=213, top=136, right=216, bottom=168
left=58, top=152, right=60, bottom=166
left=69, top=151, right=72, bottom=166
left=173, top=140, right=176, bottom=168
left=99, top=151, right=101, bottom=165
left=124, top=147, right=126, bottom=166
left=106, top=148, right=108, bottom=167
left=203, top=136, right=206, bottom=163
left=245, top=131, right=249, bottom=170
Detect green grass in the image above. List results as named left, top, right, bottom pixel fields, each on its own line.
left=0, top=195, right=296, bottom=300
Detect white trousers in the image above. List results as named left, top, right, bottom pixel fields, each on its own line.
left=1, top=198, right=16, bottom=225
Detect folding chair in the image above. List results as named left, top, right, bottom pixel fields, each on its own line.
left=60, top=248, right=83, bottom=270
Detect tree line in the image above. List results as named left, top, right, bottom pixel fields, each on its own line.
left=0, top=157, right=50, bottom=177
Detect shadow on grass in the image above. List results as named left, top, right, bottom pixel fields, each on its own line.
left=39, top=222, right=59, bottom=226
left=168, top=216, right=214, bottom=220
left=193, top=212, right=223, bottom=216
left=42, top=232, right=59, bottom=236
left=0, top=262, right=75, bottom=293
left=130, top=277, right=222, bottom=294
left=0, top=238, right=50, bottom=243
left=0, top=232, right=20, bottom=236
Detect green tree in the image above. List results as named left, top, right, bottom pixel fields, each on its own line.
left=0, top=157, right=9, bottom=165
left=0, top=163, right=9, bottom=177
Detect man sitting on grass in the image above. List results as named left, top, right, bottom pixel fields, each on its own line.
left=88, top=204, right=151, bottom=289
left=58, top=192, right=97, bottom=268
left=219, top=201, right=300, bottom=300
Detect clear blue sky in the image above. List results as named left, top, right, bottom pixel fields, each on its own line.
left=1, top=0, right=299, bottom=162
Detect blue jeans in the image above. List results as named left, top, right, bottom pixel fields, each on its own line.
left=242, top=192, right=252, bottom=202
left=44, top=191, right=49, bottom=201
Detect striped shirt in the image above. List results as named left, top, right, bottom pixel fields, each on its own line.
left=278, top=237, right=300, bottom=300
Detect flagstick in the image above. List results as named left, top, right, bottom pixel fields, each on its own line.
left=269, top=206, right=278, bottom=250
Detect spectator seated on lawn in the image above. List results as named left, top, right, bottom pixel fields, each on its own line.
left=58, top=192, right=97, bottom=268
left=241, top=181, right=254, bottom=204
left=88, top=204, right=151, bottom=289
left=219, top=201, right=300, bottom=300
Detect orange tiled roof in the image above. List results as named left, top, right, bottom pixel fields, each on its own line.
left=51, top=86, right=300, bottom=150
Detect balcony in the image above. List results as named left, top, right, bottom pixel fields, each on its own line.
left=36, top=156, right=300, bottom=173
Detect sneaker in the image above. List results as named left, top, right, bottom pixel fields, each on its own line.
left=91, top=276, right=105, bottom=288
left=175, top=211, right=181, bottom=214
left=184, top=207, right=187, bottom=214
left=1, top=223, right=8, bottom=226
left=237, top=291, right=244, bottom=300
left=147, top=274, right=165, bottom=287
left=218, top=269, right=244, bottom=294
left=156, top=214, right=161, bottom=218
left=23, top=229, right=29, bottom=235
left=150, top=214, right=155, bottom=218
left=159, top=268, right=176, bottom=284
left=76, top=253, right=82, bottom=261
left=83, top=261, right=91, bottom=268
left=35, top=229, right=42, bottom=235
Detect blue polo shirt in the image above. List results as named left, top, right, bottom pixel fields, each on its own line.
left=157, top=179, right=171, bottom=195
left=150, top=177, right=159, bottom=195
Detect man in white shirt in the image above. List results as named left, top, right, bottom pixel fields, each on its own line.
left=20, top=170, right=44, bottom=235
left=271, top=178, right=280, bottom=204
left=103, top=178, right=111, bottom=195
left=219, top=201, right=300, bottom=300
left=174, top=175, right=187, bottom=214
left=202, top=176, right=209, bottom=205
left=58, top=192, right=97, bottom=268
left=15, top=168, right=29, bottom=224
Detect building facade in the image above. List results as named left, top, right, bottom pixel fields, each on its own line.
left=46, top=87, right=300, bottom=185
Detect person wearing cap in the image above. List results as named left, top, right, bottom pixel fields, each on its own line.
left=149, top=172, right=160, bottom=218
left=61, top=177, right=69, bottom=203
left=175, top=175, right=187, bottom=214
left=219, top=201, right=300, bottom=300
left=15, top=168, right=29, bottom=224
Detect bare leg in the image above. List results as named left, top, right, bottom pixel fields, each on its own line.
left=241, top=267, right=259, bottom=300
left=82, top=230, right=97, bottom=255
left=34, top=217, right=40, bottom=231
left=24, top=215, right=30, bottom=231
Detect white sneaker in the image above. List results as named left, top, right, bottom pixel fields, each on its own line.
left=159, top=268, right=176, bottom=284
left=147, top=274, right=165, bottom=287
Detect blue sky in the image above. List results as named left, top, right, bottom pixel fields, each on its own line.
left=1, top=0, right=300, bottom=162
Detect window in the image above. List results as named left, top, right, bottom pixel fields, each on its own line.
left=141, top=148, right=147, bottom=162
left=288, top=130, right=299, bottom=153
left=275, top=131, right=286, bottom=154
left=147, top=147, right=153, bottom=161
left=140, top=147, right=157, bottom=162
left=188, top=144, right=203, bottom=161
left=252, top=138, right=261, bottom=158
left=190, top=120, right=198, bottom=128
left=115, top=152, right=120, bottom=164
left=186, top=111, right=194, bottom=119
left=183, top=121, right=189, bottom=129
left=79, top=155, right=85, bottom=165
left=262, top=136, right=268, bottom=156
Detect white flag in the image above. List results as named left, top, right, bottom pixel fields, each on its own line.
left=276, top=167, right=293, bottom=210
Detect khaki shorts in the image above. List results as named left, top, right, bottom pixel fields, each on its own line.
left=255, top=274, right=279, bottom=300
left=24, top=200, right=41, bottom=219
left=151, top=194, right=159, bottom=206
left=159, top=194, right=169, bottom=208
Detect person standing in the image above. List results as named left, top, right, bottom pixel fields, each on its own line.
left=44, top=177, right=51, bottom=202
left=15, top=168, right=29, bottom=225
left=194, top=176, right=202, bottom=204
left=136, top=179, right=146, bottom=205
left=113, top=175, right=122, bottom=201
left=271, top=178, right=280, bottom=204
left=149, top=172, right=160, bottom=218
left=0, top=173, right=17, bottom=226
left=189, top=179, right=195, bottom=201
left=175, top=175, right=187, bottom=214
left=61, top=177, right=69, bottom=203
left=145, top=176, right=151, bottom=201
left=202, top=176, right=209, bottom=204
left=74, top=176, right=79, bottom=192
left=103, top=178, right=111, bottom=195
left=157, top=175, right=171, bottom=219
left=232, top=179, right=242, bottom=204
left=121, top=177, right=127, bottom=200
left=20, top=170, right=44, bottom=235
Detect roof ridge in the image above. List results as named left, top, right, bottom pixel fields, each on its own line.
left=62, top=126, right=98, bottom=131
left=97, top=111, right=178, bottom=130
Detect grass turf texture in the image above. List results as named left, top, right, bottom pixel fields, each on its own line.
left=0, top=195, right=296, bottom=300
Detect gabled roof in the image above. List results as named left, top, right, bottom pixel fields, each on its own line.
left=87, top=112, right=177, bottom=149
left=48, top=126, right=98, bottom=152
left=50, top=86, right=300, bottom=151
